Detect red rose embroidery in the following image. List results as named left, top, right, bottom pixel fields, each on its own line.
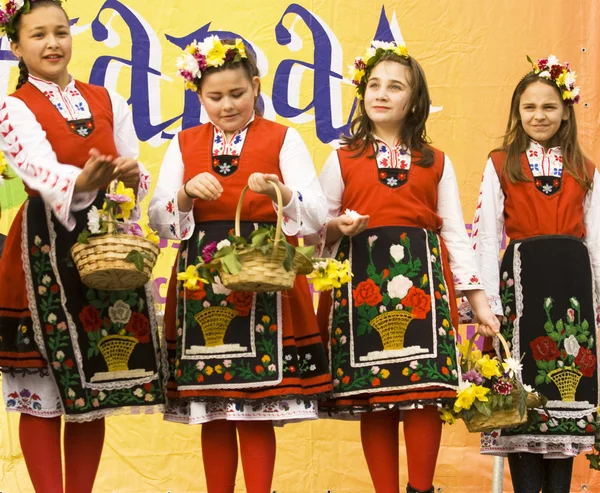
left=226, top=291, right=253, bottom=317
left=125, top=312, right=151, bottom=344
left=529, top=336, right=560, bottom=362
left=353, top=279, right=383, bottom=307
left=79, top=306, right=103, bottom=332
left=401, top=287, right=432, bottom=320
left=575, top=347, right=597, bottom=377
left=187, top=285, right=206, bottom=301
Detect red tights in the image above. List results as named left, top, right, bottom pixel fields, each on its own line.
left=19, top=414, right=105, bottom=493
left=361, top=407, right=442, bottom=493
left=201, top=419, right=276, bottom=493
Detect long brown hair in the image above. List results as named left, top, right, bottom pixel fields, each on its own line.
left=499, top=73, right=590, bottom=189
left=9, top=0, right=70, bottom=90
left=196, top=39, right=263, bottom=117
left=342, top=52, right=434, bottom=166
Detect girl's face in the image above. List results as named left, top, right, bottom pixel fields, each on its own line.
left=10, top=6, right=71, bottom=88
left=199, top=66, right=260, bottom=138
left=519, top=80, right=568, bottom=149
left=364, top=60, right=413, bottom=141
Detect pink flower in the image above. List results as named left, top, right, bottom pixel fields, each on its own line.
left=74, top=398, right=85, bottom=408
left=202, top=241, right=217, bottom=263
left=223, top=359, right=232, bottom=368
left=567, top=308, right=575, bottom=323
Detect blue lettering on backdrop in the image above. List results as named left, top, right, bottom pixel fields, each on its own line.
left=0, top=2, right=399, bottom=145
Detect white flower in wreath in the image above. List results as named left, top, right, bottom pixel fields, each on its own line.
left=196, top=361, right=205, bottom=371
left=577, top=419, right=587, bottom=429
left=133, top=388, right=144, bottom=398
left=212, top=276, right=232, bottom=295
left=409, top=360, right=418, bottom=369
left=268, top=364, right=276, bottom=372
left=108, top=300, right=132, bottom=324
left=389, top=244, right=405, bottom=262
left=379, top=305, right=387, bottom=313
left=387, top=275, right=413, bottom=300
left=564, top=335, right=580, bottom=357
left=371, top=366, right=380, bottom=375
left=438, top=327, right=446, bottom=336
left=87, top=206, right=102, bottom=234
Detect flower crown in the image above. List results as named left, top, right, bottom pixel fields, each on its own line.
left=350, top=40, right=409, bottom=99
left=176, top=35, right=247, bottom=92
left=527, top=54, right=580, bottom=105
left=0, top=0, right=63, bottom=38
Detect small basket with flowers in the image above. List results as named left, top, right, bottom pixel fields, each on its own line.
left=71, top=180, right=160, bottom=291
left=440, top=333, right=545, bottom=432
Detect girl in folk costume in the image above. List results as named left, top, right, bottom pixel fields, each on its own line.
left=315, top=41, right=500, bottom=493
left=0, top=1, right=166, bottom=492
left=148, top=36, right=331, bottom=492
left=472, top=56, right=600, bottom=493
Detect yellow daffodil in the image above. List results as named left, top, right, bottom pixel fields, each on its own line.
left=477, top=354, right=502, bottom=379
left=439, top=408, right=456, bottom=424
left=184, top=80, right=198, bottom=92
left=234, top=38, right=246, bottom=58
left=142, top=224, right=160, bottom=245
left=111, top=181, right=136, bottom=220
left=206, top=39, right=228, bottom=67
left=454, top=383, right=490, bottom=412
left=394, top=44, right=409, bottom=58
left=177, top=265, right=207, bottom=290
left=562, top=90, right=573, bottom=101
left=457, top=339, right=482, bottom=363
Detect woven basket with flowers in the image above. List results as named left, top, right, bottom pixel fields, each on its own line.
left=71, top=180, right=160, bottom=291
left=440, top=333, right=545, bottom=433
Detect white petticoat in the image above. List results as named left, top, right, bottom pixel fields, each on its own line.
left=2, top=371, right=62, bottom=417
left=164, top=399, right=319, bottom=426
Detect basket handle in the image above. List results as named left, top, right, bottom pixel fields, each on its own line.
left=235, top=180, right=283, bottom=257
left=106, top=179, right=119, bottom=235
left=466, top=332, right=511, bottom=371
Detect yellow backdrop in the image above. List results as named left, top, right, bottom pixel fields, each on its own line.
left=1, top=1, right=599, bottom=491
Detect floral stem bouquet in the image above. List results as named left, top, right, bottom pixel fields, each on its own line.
left=439, top=334, right=545, bottom=432
left=181, top=183, right=314, bottom=293
left=71, top=180, right=160, bottom=290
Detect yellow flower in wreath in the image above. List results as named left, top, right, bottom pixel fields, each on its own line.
left=439, top=408, right=456, bottom=424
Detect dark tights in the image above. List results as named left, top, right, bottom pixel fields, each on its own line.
left=507, top=453, right=574, bottom=493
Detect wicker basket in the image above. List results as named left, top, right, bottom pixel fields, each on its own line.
left=463, top=333, right=540, bottom=433
left=217, top=182, right=309, bottom=292
left=71, top=181, right=160, bottom=291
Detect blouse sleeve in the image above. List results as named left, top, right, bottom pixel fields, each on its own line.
left=583, top=170, right=600, bottom=302
left=275, top=128, right=327, bottom=237
left=304, top=150, right=344, bottom=257
left=108, top=90, right=150, bottom=221
left=148, top=135, right=194, bottom=240
left=0, top=96, right=97, bottom=231
left=437, top=154, right=485, bottom=296
left=469, top=158, right=505, bottom=316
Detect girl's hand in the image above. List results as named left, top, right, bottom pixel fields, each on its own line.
left=184, top=172, right=223, bottom=201
left=335, top=213, right=370, bottom=237
left=475, top=307, right=501, bottom=338
left=248, top=173, right=292, bottom=205
left=114, top=157, right=140, bottom=190
left=74, top=148, right=117, bottom=193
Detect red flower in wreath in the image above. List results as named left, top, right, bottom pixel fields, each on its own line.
left=575, top=347, right=597, bottom=377
left=125, top=312, right=151, bottom=344
left=353, top=279, right=383, bottom=307
left=226, top=291, right=253, bottom=316
left=530, top=336, right=560, bottom=362
left=79, top=306, right=103, bottom=332
left=401, top=287, right=431, bottom=320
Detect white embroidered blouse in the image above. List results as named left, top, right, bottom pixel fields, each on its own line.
left=317, top=138, right=485, bottom=294
left=471, top=140, right=600, bottom=315
left=148, top=116, right=326, bottom=240
left=0, top=75, right=150, bottom=231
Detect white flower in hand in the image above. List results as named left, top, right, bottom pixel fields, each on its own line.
left=344, top=209, right=361, bottom=220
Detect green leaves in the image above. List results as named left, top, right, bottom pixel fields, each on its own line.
left=124, top=250, right=151, bottom=272
left=219, top=252, right=243, bottom=275
left=77, top=230, right=91, bottom=244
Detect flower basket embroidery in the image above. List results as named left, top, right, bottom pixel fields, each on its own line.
left=98, top=334, right=139, bottom=372
left=530, top=297, right=595, bottom=402
left=369, top=310, right=414, bottom=350
left=194, top=306, right=237, bottom=347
